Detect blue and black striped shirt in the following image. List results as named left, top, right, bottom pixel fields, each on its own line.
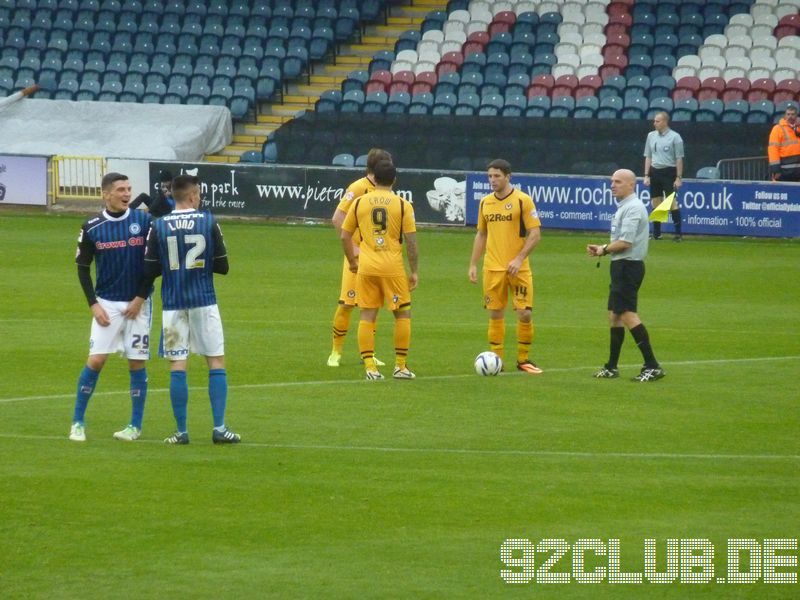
left=144, top=209, right=227, bottom=310
left=75, top=209, right=151, bottom=302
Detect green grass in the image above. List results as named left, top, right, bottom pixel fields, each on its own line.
left=0, top=212, right=798, bottom=598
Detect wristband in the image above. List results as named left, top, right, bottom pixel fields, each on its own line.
left=602, top=244, right=609, bottom=256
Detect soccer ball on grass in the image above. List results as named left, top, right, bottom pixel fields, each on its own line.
left=474, top=351, right=503, bottom=376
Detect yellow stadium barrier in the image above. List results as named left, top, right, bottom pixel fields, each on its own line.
left=51, top=156, right=106, bottom=203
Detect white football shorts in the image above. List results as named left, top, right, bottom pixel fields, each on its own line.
left=161, top=305, right=225, bottom=360
left=89, top=297, right=152, bottom=359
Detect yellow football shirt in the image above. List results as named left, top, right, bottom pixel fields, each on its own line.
left=336, top=176, right=374, bottom=246
left=477, top=189, right=541, bottom=272
left=341, top=188, right=416, bottom=277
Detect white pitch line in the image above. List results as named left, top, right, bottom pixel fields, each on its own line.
left=0, top=355, right=797, bottom=405
left=0, top=433, right=796, bottom=462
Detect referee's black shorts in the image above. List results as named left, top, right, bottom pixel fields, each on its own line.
left=608, top=259, right=645, bottom=314
left=649, top=166, right=677, bottom=199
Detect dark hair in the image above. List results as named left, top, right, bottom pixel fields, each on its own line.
left=366, top=148, right=392, bottom=173
left=171, top=174, right=200, bottom=200
left=786, top=104, right=798, bottom=113
left=372, top=159, right=396, bottom=186
left=487, top=159, right=511, bottom=175
left=101, top=172, right=128, bottom=190
left=158, top=170, right=173, bottom=182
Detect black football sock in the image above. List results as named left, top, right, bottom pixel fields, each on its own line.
left=671, top=208, right=682, bottom=235
left=608, top=326, right=625, bottom=369
left=630, top=323, right=658, bottom=368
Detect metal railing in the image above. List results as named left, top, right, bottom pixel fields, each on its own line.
left=51, top=155, right=106, bottom=203
left=716, top=156, right=769, bottom=181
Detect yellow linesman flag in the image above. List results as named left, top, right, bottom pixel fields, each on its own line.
left=648, top=192, right=674, bottom=222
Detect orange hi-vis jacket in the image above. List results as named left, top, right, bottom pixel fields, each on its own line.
left=768, top=118, right=800, bottom=178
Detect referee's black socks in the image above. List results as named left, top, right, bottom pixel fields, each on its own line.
left=670, top=208, right=682, bottom=235
left=630, top=323, right=658, bottom=368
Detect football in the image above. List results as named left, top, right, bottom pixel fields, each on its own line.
left=474, top=351, right=503, bottom=376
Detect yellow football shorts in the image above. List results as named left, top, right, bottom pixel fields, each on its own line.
left=482, top=269, right=533, bottom=311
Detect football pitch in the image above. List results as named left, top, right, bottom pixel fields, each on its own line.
left=1, top=211, right=798, bottom=599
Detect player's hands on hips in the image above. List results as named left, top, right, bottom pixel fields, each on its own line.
left=91, top=302, right=110, bottom=327
left=468, top=264, right=478, bottom=283
left=123, top=296, right=144, bottom=319
left=408, top=272, right=418, bottom=291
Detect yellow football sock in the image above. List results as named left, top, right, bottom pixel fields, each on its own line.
left=358, top=319, right=376, bottom=371
left=332, top=305, right=353, bottom=353
left=488, top=318, right=505, bottom=360
left=517, top=320, right=533, bottom=363
left=394, top=316, right=411, bottom=369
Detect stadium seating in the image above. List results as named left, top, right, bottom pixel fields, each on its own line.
left=5, top=0, right=794, bottom=132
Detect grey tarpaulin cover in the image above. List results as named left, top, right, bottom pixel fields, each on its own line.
left=0, top=98, right=232, bottom=160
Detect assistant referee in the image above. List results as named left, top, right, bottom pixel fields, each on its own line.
left=643, top=112, right=684, bottom=241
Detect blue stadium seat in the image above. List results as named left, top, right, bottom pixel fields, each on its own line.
left=549, top=95, right=575, bottom=118
left=621, top=97, right=649, bottom=119
left=283, top=47, right=307, bottom=80
left=649, top=55, right=677, bottom=80
left=597, top=96, right=623, bottom=119
left=505, top=73, right=530, bottom=98
left=647, top=97, right=674, bottom=119
left=332, top=153, right=355, bottom=167
left=696, top=99, right=724, bottom=121
left=525, top=95, right=550, bottom=117
left=421, top=10, right=446, bottom=34
left=120, top=79, right=144, bottom=102
left=369, top=50, right=394, bottom=74
left=455, top=93, right=479, bottom=116
left=574, top=96, right=599, bottom=119
left=262, top=140, right=278, bottom=164
left=462, top=53, right=487, bottom=76
left=721, top=99, right=748, bottom=123
left=98, top=79, right=122, bottom=101
left=599, top=75, right=626, bottom=100
left=354, top=153, right=368, bottom=167
left=363, top=90, right=388, bottom=113
left=394, top=30, right=419, bottom=54
left=340, top=89, right=365, bottom=112
left=340, top=68, right=369, bottom=94
left=458, top=72, right=483, bottom=96
left=335, top=7, right=360, bottom=41
left=230, top=96, right=250, bottom=118
left=386, top=91, right=411, bottom=114
left=478, top=94, right=504, bottom=116
left=316, top=89, right=341, bottom=112
left=747, top=100, right=775, bottom=124
left=143, top=81, right=167, bottom=103
left=502, top=94, right=527, bottom=117
left=516, top=11, right=539, bottom=30
left=626, top=54, right=652, bottom=78
left=481, top=72, right=508, bottom=98
left=696, top=166, right=719, bottom=179
left=648, top=75, right=675, bottom=101
left=409, top=92, right=434, bottom=114
left=486, top=32, right=513, bottom=56
left=432, top=92, right=456, bottom=115
left=672, top=97, right=698, bottom=121
left=310, top=28, right=334, bottom=60
left=436, top=72, right=460, bottom=96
